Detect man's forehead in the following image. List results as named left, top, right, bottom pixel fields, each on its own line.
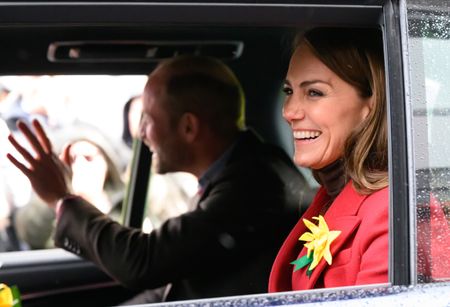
left=149, top=63, right=171, bottom=80
left=145, top=72, right=165, bottom=94
left=142, top=71, right=169, bottom=108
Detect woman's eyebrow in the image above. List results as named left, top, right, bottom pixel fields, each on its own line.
left=299, top=80, right=332, bottom=87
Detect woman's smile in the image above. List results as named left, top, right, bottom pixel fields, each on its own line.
left=293, top=130, right=322, bottom=143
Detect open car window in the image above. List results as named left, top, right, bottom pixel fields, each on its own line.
left=0, top=74, right=199, bottom=250
left=0, top=75, right=147, bottom=250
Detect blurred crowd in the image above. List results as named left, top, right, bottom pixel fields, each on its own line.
left=0, top=75, right=197, bottom=252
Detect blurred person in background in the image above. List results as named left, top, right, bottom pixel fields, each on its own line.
left=0, top=77, right=58, bottom=251
left=0, top=81, right=28, bottom=131
left=67, top=139, right=124, bottom=216
left=122, top=95, right=143, bottom=149
left=0, top=75, right=140, bottom=251
left=13, top=123, right=125, bottom=249
left=0, top=80, right=42, bottom=251
left=0, top=118, right=24, bottom=251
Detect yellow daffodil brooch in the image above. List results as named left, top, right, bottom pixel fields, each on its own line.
left=0, top=283, right=21, bottom=307
left=290, top=215, right=341, bottom=277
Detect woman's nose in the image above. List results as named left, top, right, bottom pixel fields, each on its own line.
left=282, top=98, right=305, bottom=123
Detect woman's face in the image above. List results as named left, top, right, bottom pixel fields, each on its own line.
left=70, top=140, right=108, bottom=193
left=283, top=42, right=372, bottom=170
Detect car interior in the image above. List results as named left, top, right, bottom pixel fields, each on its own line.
left=0, top=1, right=410, bottom=306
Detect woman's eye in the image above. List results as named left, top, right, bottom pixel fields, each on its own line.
left=282, top=87, right=293, bottom=95
left=307, top=89, right=323, bottom=97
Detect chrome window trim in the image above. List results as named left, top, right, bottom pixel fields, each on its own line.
left=398, top=0, right=419, bottom=285
left=383, top=0, right=411, bottom=286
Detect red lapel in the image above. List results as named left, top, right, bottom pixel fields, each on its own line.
left=269, top=187, right=326, bottom=291
left=294, top=217, right=361, bottom=289
left=292, top=181, right=367, bottom=290
left=269, top=187, right=327, bottom=292
left=269, top=181, right=369, bottom=292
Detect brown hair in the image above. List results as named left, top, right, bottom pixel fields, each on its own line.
left=298, top=27, right=388, bottom=194
left=154, top=56, right=246, bottom=140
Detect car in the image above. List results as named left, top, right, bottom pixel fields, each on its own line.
left=0, top=0, right=448, bottom=306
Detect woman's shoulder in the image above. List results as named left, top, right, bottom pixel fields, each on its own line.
left=358, top=185, right=389, bottom=217
left=365, top=186, right=389, bottom=202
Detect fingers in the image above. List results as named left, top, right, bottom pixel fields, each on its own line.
left=60, top=143, right=73, bottom=166
left=32, top=119, right=53, bottom=154
left=8, top=134, right=35, bottom=164
left=6, top=153, right=31, bottom=177
left=16, top=120, right=47, bottom=158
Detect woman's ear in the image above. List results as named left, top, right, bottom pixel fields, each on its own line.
left=361, top=96, right=374, bottom=121
left=178, top=112, right=199, bottom=143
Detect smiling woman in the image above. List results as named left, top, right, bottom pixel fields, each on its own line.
left=282, top=40, right=373, bottom=171
left=269, top=27, right=389, bottom=292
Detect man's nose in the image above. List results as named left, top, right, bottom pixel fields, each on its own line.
left=138, top=119, right=146, bottom=140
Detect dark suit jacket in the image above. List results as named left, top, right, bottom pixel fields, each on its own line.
left=54, top=130, right=311, bottom=302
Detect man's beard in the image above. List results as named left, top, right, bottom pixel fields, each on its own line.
left=151, top=152, right=175, bottom=174
left=151, top=152, right=165, bottom=174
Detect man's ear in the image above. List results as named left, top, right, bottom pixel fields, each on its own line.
left=178, top=112, right=199, bottom=143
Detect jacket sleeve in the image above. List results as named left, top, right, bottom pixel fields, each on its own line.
left=54, top=164, right=297, bottom=290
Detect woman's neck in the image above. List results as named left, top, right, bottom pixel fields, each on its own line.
left=314, top=159, right=346, bottom=200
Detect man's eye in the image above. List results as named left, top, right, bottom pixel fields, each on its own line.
left=282, top=87, right=293, bottom=95
left=308, top=89, right=323, bottom=97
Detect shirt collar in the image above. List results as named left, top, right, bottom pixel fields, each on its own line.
left=198, top=132, right=242, bottom=189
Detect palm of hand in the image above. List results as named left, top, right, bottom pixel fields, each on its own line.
left=7, top=119, right=73, bottom=208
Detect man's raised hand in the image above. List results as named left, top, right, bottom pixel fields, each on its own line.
left=7, top=119, right=72, bottom=209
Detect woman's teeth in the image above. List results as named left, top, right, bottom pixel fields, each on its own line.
left=293, top=131, right=321, bottom=140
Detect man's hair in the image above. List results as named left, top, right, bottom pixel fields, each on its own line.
left=296, top=28, right=388, bottom=194
left=156, top=55, right=246, bottom=139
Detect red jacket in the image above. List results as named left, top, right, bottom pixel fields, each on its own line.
left=417, top=194, right=450, bottom=280
left=269, top=181, right=388, bottom=291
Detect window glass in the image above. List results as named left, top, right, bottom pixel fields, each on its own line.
left=407, top=0, right=450, bottom=282
left=0, top=75, right=147, bottom=251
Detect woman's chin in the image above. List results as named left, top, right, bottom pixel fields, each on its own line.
left=293, top=156, right=314, bottom=168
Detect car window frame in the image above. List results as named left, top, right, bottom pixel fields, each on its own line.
left=384, top=0, right=412, bottom=286
left=121, top=0, right=411, bottom=288
left=0, top=0, right=423, bottom=305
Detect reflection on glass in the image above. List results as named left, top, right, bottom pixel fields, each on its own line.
left=407, top=0, right=450, bottom=282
